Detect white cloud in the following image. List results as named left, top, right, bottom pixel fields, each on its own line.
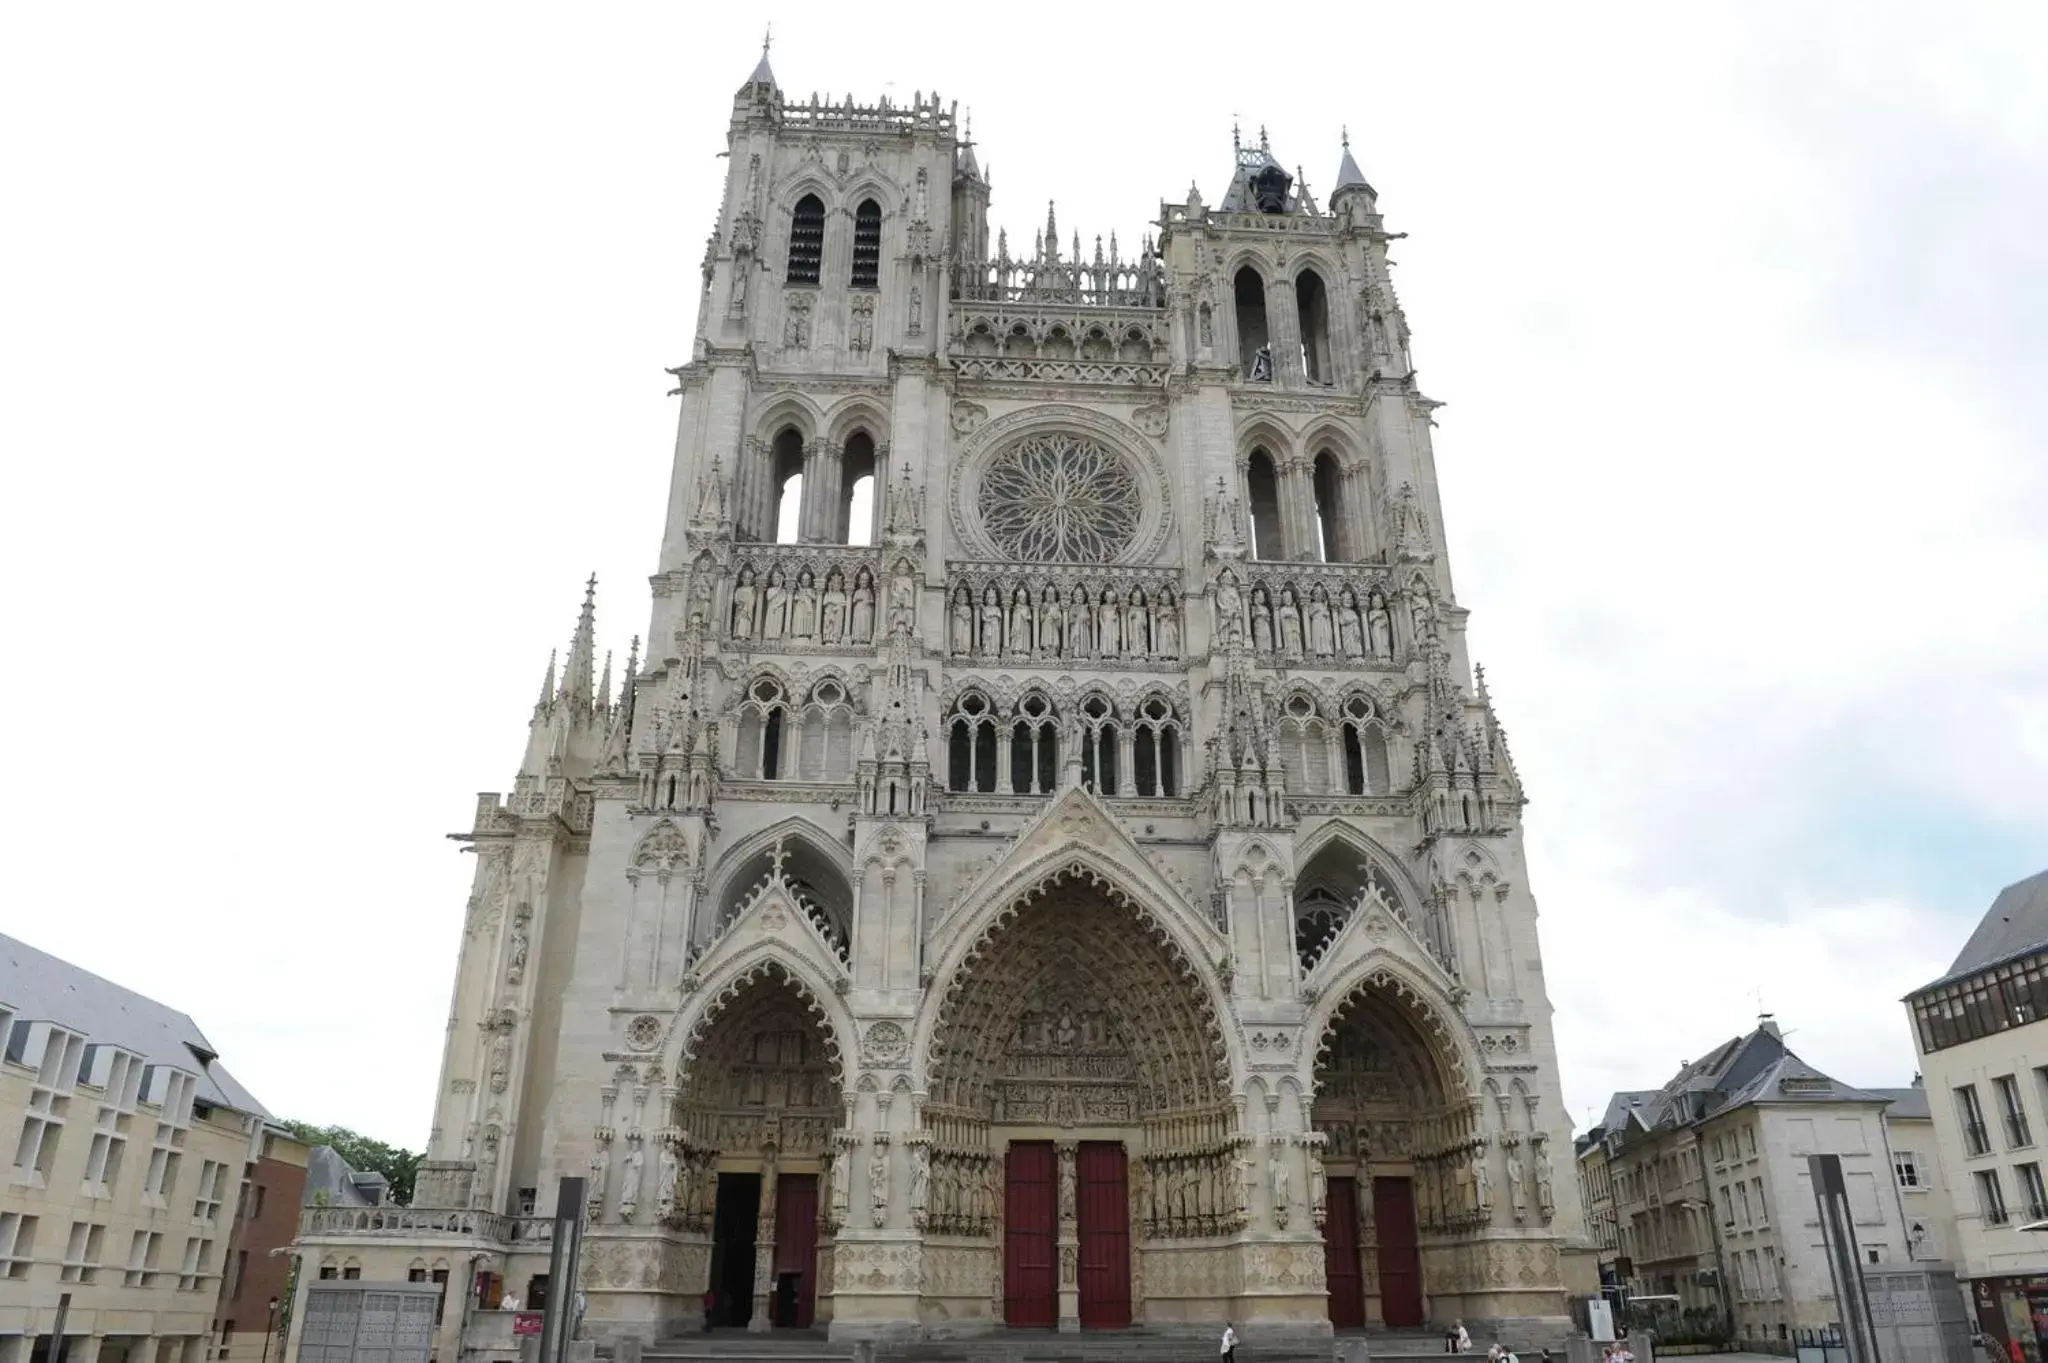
left=0, top=4, right=2041, bottom=1147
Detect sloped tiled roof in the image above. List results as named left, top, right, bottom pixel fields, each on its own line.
left=1918, top=868, right=2048, bottom=992
left=1873, top=1086, right=1933, bottom=1121
left=0, top=932, right=268, bottom=1117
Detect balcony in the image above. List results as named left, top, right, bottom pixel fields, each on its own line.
left=1965, top=1122, right=1993, bottom=1157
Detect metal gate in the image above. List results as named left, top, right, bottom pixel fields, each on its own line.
left=298, top=1284, right=439, bottom=1363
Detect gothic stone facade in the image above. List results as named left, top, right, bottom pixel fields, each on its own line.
left=288, top=53, right=1587, bottom=1350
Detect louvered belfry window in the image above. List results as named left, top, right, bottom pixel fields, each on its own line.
left=786, top=195, right=824, bottom=284
left=851, top=199, right=881, bottom=288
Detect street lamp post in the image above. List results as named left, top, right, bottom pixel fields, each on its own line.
left=260, top=1297, right=279, bottom=1363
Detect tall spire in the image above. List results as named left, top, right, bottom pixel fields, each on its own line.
left=562, top=575, right=598, bottom=710
left=537, top=649, right=557, bottom=710
left=745, top=25, right=777, bottom=90
left=1332, top=126, right=1374, bottom=202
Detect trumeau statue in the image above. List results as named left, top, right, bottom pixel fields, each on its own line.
left=369, top=67, right=1580, bottom=1346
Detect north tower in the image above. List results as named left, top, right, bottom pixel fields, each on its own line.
left=287, top=46, right=1587, bottom=1356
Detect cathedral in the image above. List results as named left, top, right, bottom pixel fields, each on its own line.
left=288, top=45, right=1588, bottom=1353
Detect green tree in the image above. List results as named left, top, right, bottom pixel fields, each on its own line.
left=283, top=1121, right=420, bottom=1206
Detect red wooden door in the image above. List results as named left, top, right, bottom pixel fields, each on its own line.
left=773, top=1173, right=819, bottom=1328
left=1324, top=1176, right=1365, bottom=1328
left=1005, top=1142, right=1057, bottom=1327
left=1077, top=1142, right=1131, bottom=1329
left=1373, top=1176, right=1424, bottom=1327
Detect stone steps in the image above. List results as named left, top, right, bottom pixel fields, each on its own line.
left=641, top=1328, right=1470, bottom=1363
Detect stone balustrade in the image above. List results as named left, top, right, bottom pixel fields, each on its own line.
left=298, top=1205, right=556, bottom=1249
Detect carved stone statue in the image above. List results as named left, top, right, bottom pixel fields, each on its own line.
left=950, top=588, right=973, bottom=654
left=617, top=1138, right=645, bottom=1223
left=763, top=569, right=788, bottom=641
left=1338, top=590, right=1364, bottom=657
left=1236, top=1151, right=1258, bottom=1219
left=1249, top=588, right=1273, bottom=652
left=506, top=923, right=528, bottom=985
left=1038, top=587, right=1062, bottom=656
left=1472, top=1141, right=1494, bottom=1215
left=1268, top=1146, right=1291, bottom=1229
left=586, top=1150, right=608, bottom=1222
left=869, top=1138, right=890, bottom=1227
left=1308, top=591, right=1335, bottom=656
left=656, top=1143, right=679, bottom=1222
left=1097, top=589, right=1121, bottom=656
left=1009, top=587, right=1033, bottom=655
left=979, top=586, right=1003, bottom=655
left=909, top=1143, right=930, bottom=1221
left=1308, top=1143, right=1328, bottom=1227
left=849, top=570, right=875, bottom=642
left=731, top=568, right=756, bottom=640
left=1124, top=589, right=1149, bottom=657
left=829, top=1150, right=851, bottom=1227
left=1534, top=1139, right=1555, bottom=1216
left=1154, top=591, right=1180, bottom=656
left=1059, top=1147, right=1077, bottom=1221
left=888, top=564, right=916, bottom=633
left=1278, top=588, right=1304, bottom=658
left=820, top=572, right=847, bottom=644
left=790, top=570, right=817, bottom=638
left=1507, top=1143, right=1528, bottom=1220
left=1213, top=575, right=1242, bottom=647
left=1065, top=586, right=1091, bottom=656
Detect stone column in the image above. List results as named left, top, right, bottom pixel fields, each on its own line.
left=70, top=1336, right=104, bottom=1363
left=1056, top=1139, right=1080, bottom=1333
left=996, top=727, right=1014, bottom=794
left=1267, top=276, right=1304, bottom=385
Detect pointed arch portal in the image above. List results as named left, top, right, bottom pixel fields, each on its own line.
left=925, top=868, right=1234, bottom=1330
left=1311, top=975, right=1478, bottom=1329
left=674, top=963, right=846, bottom=1332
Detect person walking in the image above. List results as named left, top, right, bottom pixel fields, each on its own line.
left=1221, top=1320, right=1238, bottom=1363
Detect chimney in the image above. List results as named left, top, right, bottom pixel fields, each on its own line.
left=1758, top=1013, right=1781, bottom=1039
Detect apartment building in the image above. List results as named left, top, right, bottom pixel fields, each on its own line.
left=209, top=1130, right=307, bottom=1363
left=1579, top=1019, right=1929, bottom=1347
left=0, top=934, right=275, bottom=1363
left=1907, top=867, right=2048, bottom=1363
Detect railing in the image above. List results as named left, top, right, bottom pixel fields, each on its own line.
left=1964, top=1121, right=1992, bottom=1156
left=1204, top=211, right=1340, bottom=237
left=775, top=93, right=954, bottom=137
left=956, top=260, right=1164, bottom=310
left=953, top=355, right=1167, bottom=387
left=298, top=1205, right=557, bottom=1248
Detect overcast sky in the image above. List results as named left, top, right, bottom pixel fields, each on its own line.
left=3, top=4, right=2043, bottom=1148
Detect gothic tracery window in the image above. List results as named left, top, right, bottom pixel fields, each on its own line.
left=1340, top=694, right=1391, bottom=795
left=735, top=678, right=789, bottom=780
left=947, top=692, right=998, bottom=793
left=1011, top=692, right=1059, bottom=795
left=1245, top=447, right=1283, bottom=560
left=1079, top=695, right=1119, bottom=796
left=850, top=199, right=881, bottom=289
left=1132, top=695, right=1180, bottom=797
left=1277, top=693, right=1333, bottom=794
left=786, top=194, right=824, bottom=285
left=979, top=434, right=1141, bottom=564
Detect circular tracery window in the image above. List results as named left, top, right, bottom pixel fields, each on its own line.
left=978, top=433, right=1142, bottom=564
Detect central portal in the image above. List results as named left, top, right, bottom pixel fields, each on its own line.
left=928, top=866, right=1234, bottom=1331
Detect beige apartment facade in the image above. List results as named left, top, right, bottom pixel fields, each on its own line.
left=288, top=42, right=1594, bottom=1354
left=1907, top=868, right=2048, bottom=1363
left=1578, top=1022, right=1938, bottom=1349
left=0, top=935, right=275, bottom=1363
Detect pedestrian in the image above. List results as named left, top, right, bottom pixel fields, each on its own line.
left=1221, top=1319, right=1238, bottom=1363
left=1456, top=1321, right=1472, bottom=1353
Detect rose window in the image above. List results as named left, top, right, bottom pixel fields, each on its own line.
left=978, top=433, right=1142, bottom=564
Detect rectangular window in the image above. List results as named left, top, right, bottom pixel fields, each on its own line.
left=226, top=1247, right=247, bottom=1299
left=194, top=1159, right=226, bottom=1222
left=143, top=1121, right=186, bottom=1205
left=0, top=1213, right=37, bottom=1279
left=318, top=1265, right=338, bottom=1280
left=1737, top=1182, right=1753, bottom=1227
left=1959, top=1085, right=1993, bottom=1156
left=1753, top=1176, right=1769, bottom=1227
left=1999, top=1074, right=2035, bottom=1147
left=60, top=1220, right=105, bottom=1283
left=1976, top=1168, right=2010, bottom=1226
left=13, top=1087, right=68, bottom=1184
left=2021, top=1163, right=2048, bottom=1221
left=1894, top=1149, right=1923, bottom=1188
left=252, top=1184, right=266, bottom=1219
left=125, top=1229, right=161, bottom=1286
left=342, top=1265, right=360, bottom=1281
